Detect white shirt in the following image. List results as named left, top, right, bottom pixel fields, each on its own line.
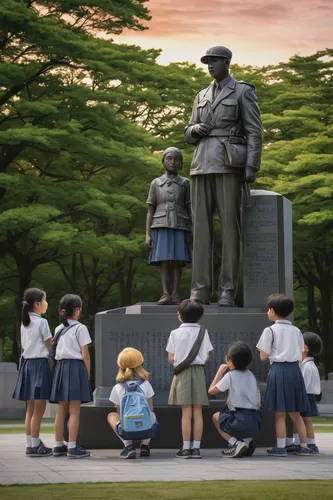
left=109, top=380, right=155, bottom=406
left=215, top=370, right=261, bottom=411
left=300, top=358, right=321, bottom=395
left=166, top=323, right=214, bottom=367
left=21, top=313, right=52, bottom=359
left=55, top=320, right=91, bottom=360
left=256, top=320, right=304, bottom=364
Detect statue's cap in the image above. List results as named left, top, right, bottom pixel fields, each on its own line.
left=201, top=46, right=232, bottom=64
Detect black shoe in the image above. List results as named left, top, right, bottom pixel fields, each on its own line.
left=243, top=440, right=256, bottom=457
left=120, top=445, right=136, bottom=459
left=25, top=447, right=33, bottom=456
left=222, top=441, right=247, bottom=458
left=140, top=444, right=150, bottom=457
left=218, top=292, right=235, bottom=307
left=28, top=441, right=53, bottom=458
left=191, top=448, right=201, bottom=459
left=286, top=444, right=298, bottom=454
left=175, top=447, right=191, bottom=459
left=53, top=444, right=68, bottom=457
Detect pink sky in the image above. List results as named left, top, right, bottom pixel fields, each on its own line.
left=115, top=0, right=332, bottom=67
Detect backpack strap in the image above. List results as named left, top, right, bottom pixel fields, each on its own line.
left=173, top=325, right=206, bottom=375
left=269, top=326, right=275, bottom=349
left=120, top=379, right=145, bottom=392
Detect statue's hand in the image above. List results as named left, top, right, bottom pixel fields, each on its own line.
left=145, top=236, right=152, bottom=249
left=245, top=166, right=257, bottom=183
left=193, top=123, right=211, bottom=137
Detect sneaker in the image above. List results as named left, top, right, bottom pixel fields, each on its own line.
left=120, top=445, right=136, bottom=459
left=190, top=448, right=201, bottom=459
left=222, top=441, right=248, bottom=458
left=243, top=439, right=256, bottom=457
left=294, top=445, right=311, bottom=456
left=308, top=444, right=319, bottom=454
left=53, top=444, right=68, bottom=457
left=286, top=444, right=298, bottom=454
left=28, top=441, right=53, bottom=458
left=266, top=446, right=287, bottom=457
left=67, top=445, right=90, bottom=459
left=175, top=447, right=191, bottom=459
left=25, top=447, right=33, bottom=456
left=140, top=444, right=150, bottom=457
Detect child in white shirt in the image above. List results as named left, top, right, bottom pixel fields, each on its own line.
left=166, top=299, right=213, bottom=459
left=108, top=347, right=158, bottom=459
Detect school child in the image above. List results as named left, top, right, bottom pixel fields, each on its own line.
left=12, top=288, right=53, bottom=457
left=107, top=348, right=158, bottom=459
left=50, top=294, right=92, bottom=459
left=256, top=294, right=310, bottom=456
left=208, top=341, right=262, bottom=458
left=166, top=299, right=213, bottom=458
left=146, top=147, right=192, bottom=305
left=287, top=332, right=323, bottom=454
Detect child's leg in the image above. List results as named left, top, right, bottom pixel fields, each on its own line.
left=192, top=404, right=203, bottom=448
left=67, top=400, right=81, bottom=445
left=54, top=401, right=69, bottom=442
left=288, top=412, right=307, bottom=447
left=181, top=405, right=192, bottom=448
left=212, top=412, right=233, bottom=442
left=31, top=400, right=46, bottom=442
left=107, top=412, right=132, bottom=445
left=275, top=412, right=287, bottom=448
left=25, top=401, right=34, bottom=439
left=303, top=416, right=315, bottom=442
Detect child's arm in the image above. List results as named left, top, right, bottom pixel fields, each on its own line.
left=208, top=364, right=229, bottom=395
left=148, top=397, right=154, bottom=412
left=256, top=328, right=272, bottom=361
left=45, top=338, right=52, bottom=351
left=168, top=352, right=175, bottom=365
left=258, top=349, right=269, bottom=361
left=81, top=345, right=91, bottom=379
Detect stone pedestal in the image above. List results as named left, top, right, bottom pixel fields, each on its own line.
left=0, top=363, right=25, bottom=418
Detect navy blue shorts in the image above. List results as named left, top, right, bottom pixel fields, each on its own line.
left=219, top=408, right=263, bottom=439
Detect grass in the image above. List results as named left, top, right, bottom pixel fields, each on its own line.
left=1, top=481, right=333, bottom=500
left=312, top=417, right=333, bottom=425
left=314, top=426, right=333, bottom=433
left=0, top=427, right=54, bottom=434
left=0, top=418, right=54, bottom=425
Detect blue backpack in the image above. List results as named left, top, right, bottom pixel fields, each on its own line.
left=119, top=380, right=154, bottom=439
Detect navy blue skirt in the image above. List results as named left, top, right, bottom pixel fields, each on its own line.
left=12, top=358, right=52, bottom=401
left=264, top=362, right=309, bottom=413
left=50, top=359, right=93, bottom=404
left=301, top=394, right=320, bottom=417
left=219, top=408, right=263, bottom=439
left=148, top=228, right=191, bottom=265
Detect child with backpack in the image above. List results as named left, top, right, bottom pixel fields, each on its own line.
left=50, top=294, right=93, bottom=459
left=107, top=347, right=159, bottom=459
left=166, top=299, right=213, bottom=459
left=208, top=341, right=263, bottom=458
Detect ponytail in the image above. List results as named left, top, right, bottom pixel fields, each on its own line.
left=21, top=288, right=45, bottom=327
left=59, top=309, right=69, bottom=327
left=58, top=294, right=83, bottom=327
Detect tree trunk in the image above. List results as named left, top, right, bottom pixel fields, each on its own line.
left=0, top=337, right=3, bottom=361
left=319, top=273, right=333, bottom=378
left=307, top=282, right=320, bottom=333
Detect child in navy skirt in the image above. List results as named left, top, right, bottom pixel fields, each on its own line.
left=50, top=294, right=92, bottom=459
left=107, top=347, right=159, bottom=459
left=257, top=294, right=310, bottom=456
left=146, top=147, right=192, bottom=305
left=12, top=288, right=53, bottom=457
left=209, top=341, right=263, bottom=458
left=287, top=332, right=323, bottom=454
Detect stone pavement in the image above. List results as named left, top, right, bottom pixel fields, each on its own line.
left=1, top=433, right=333, bottom=485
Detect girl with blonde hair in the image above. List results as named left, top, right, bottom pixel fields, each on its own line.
left=107, top=348, right=159, bottom=459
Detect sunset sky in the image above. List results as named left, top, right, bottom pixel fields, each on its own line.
left=116, top=0, right=332, bottom=67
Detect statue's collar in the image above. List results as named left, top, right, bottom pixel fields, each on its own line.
left=156, top=174, right=183, bottom=186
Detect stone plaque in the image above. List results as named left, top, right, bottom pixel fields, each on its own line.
left=243, top=190, right=293, bottom=308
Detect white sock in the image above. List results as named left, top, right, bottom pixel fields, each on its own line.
left=121, top=440, right=132, bottom=447
left=293, top=433, right=300, bottom=445
left=141, top=439, right=150, bottom=446
left=300, top=442, right=308, bottom=449
left=277, top=438, right=286, bottom=448
left=286, top=437, right=294, bottom=446
left=183, top=441, right=191, bottom=450
left=31, top=437, right=40, bottom=448
left=192, top=440, right=200, bottom=449
left=307, top=438, right=316, bottom=445
left=55, top=441, right=64, bottom=447
left=64, top=440, right=68, bottom=446
left=243, top=438, right=252, bottom=446
left=68, top=441, right=76, bottom=449
left=26, top=435, right=32, bottom=448
left=228, top=437, right=237, bottom=446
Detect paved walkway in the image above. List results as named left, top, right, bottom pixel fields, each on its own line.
left=1, top=433, right=333, bottom=484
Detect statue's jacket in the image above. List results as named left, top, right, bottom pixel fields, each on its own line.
left=184, top=76, right=263, bottom=175
left=146, top=174, right=191, bottom=232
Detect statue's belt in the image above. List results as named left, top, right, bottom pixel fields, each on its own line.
left=207, top=130, right=246, bottom=144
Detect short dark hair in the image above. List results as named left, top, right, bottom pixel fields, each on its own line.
left=59, top=294, right=83, bottom=326
left=303, top=332, right=323, bottom=357
left=267, top=294, right=294, bottom=318
left=22, top=288, right=45, bottom=327
left=178, top=299, right=204, bottom=323
left=227, top=341, right=252, bottom=370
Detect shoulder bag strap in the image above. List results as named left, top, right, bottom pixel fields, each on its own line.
left=269, top=326, right=275, bottom=349
left=173, top=325, right=206, bottom=375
